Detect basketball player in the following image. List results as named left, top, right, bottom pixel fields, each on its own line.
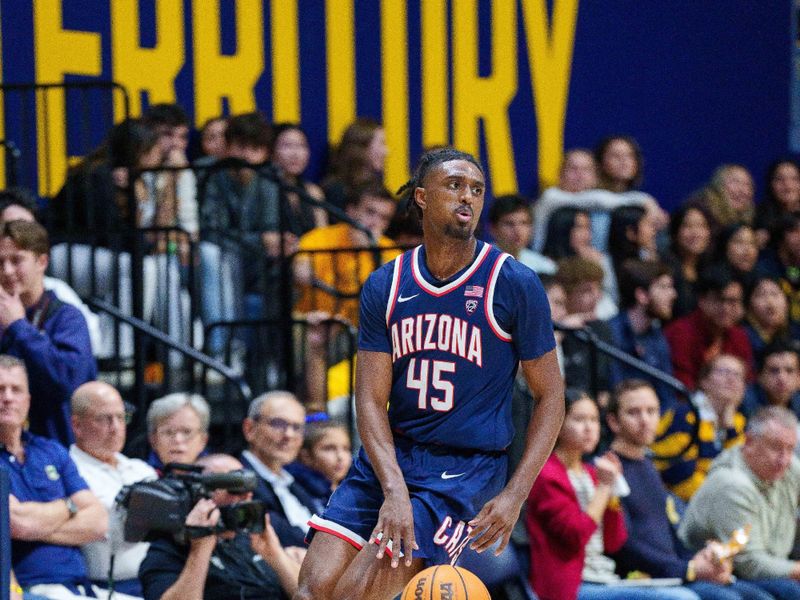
left=294, top=148, right=565, bottom=600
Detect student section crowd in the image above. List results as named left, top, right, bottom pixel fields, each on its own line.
left=3, top=103, right=800, bottom=599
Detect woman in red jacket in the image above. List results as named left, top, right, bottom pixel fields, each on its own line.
left=526, top=391, right=699, bottom=600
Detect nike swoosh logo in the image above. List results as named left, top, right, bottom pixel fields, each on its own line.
left=441, top=471, right=465, bottom=480
left=397, top=293, right=419, bottom=303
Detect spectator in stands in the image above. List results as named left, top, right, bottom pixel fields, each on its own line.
left=146, top=392, right=210, bottom=472
left=287, top=420, right=352, bottom=507
left=679, top=407, right=800, bottom=599
left=49, top=118, right=187, bottom=361
left=199, top=111, right=282, bottom=358
left=69, top=381, right=156, bottom=597
left=652, top=354, right=748, bottom=501
left=608, top=205, right=659, bottom=270
left=665, top=203, right=714, bottom=318
left=488, top=194, right=555, bottom=274
left=757, top=212, right=800, bottom=324
left=138, top=453, right=300, bottom=600
left=664, top=264, right=753, bottom=389
left=49, top=119, right=158, bottom=357
left=141, top=103, right=198, bottom=238
left=294, top=182, right=399, bottom=411
left=0, top=188, right=102, bottom=354
left=595, top=135, right=644, bottom=194
left=542, top=207, right=617, bottom=313
left=699, top=164, right=755, bottom=228
left=755, top=159, right=800, bottom=249
left=0, top=220, right=96, bottom=445
left=555, top=257, right=614, bottom=401
left=608, top=260, right=678, bottom=409
left=0, top=356, right=120, bottom=599
left=271, top=123, right=328, bottom=229
left=322, top=117, right=387, bottom=214
left=742, top=275, right=800, bottom=358
left=197, top=116, right=228, bottom=162
left=741, top=340, right=800, bottom=420
left=240, top=391, right=323, bottom=548
left=528, top=390, right=697, bottom=599
left=607, top=380, right=768, bottom=600
left=534, top=147, right=667, bottom=254
left=713, top=223, right=759, bottom=281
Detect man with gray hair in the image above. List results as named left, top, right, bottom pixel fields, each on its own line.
left=69, top=381, right=157, bottom=597
left=679, top=406, right=800, bottom=599
left=240, top=390, right=323, bottom=547
left=0, top=355, right=118, bottom=599
left=146, top=392, right=210, bottom=471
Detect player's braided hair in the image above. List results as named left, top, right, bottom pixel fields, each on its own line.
left=397, top=147, right=483, bottom=219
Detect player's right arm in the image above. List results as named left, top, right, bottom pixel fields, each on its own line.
left=356, top=349, right=418, bottom=568
left=355, top=262, right=419, bottom=568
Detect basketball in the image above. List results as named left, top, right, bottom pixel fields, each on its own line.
left=401, top=565, right=490, bottom=600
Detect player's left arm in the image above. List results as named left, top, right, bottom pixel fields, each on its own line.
left=469, top=261, right=565, bottom=555
left=469, top=351, right=564, bottom=554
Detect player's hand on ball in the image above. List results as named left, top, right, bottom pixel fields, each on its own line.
left=468, top=490, right=522, bottom=555
left=371, top=487, right=419, bottom=568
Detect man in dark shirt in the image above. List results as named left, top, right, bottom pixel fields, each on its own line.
left=607, top=379, right=770, bottom=600
left=138, top=454, right=300, bottom=600
left=742, top=339, right=800, bottom=419
left=608, top=259, right=678, bottom=409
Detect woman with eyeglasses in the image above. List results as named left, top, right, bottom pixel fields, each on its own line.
left=146, top=392, right=210, bottom=473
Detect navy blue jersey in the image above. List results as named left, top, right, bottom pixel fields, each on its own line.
left=359, top=240, right=555, bottom=451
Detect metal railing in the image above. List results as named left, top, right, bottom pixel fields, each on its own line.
left=554, top=322, right=697, bottom=459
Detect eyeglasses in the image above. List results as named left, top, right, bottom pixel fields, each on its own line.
left=254, top=416, right=304, bottom=435
left=157, top=427, right=201, bottom=440
left=89, top=412, right=133, bottom=426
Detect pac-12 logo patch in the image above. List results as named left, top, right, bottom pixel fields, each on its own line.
left=465, top=299, right=478, bottom=314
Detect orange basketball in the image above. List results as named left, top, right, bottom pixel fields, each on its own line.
left=401, top=565, right=490, bottom=600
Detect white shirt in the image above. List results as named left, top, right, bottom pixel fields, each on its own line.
left=69, top=445, right=157, bottom=581
left=242, top=450, right=312, bottom=532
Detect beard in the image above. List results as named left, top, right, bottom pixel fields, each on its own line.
left=443, top=222, right=474, bottom=241
left=646, top=302, right=671, bottom=322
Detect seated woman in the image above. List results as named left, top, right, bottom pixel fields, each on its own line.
left=526, top=390, right=698, bottom=600
left=146, top=392, right=210, bottom=473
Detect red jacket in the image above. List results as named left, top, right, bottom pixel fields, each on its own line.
left=526, top=453, right=627, bottom=600
left=663, top=308, right=754, bottom=389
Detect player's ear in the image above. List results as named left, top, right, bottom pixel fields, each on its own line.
left=414, top=187, right=426, bottom=212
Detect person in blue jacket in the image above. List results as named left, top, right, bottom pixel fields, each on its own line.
left=0, top=219, right=96, bottom=445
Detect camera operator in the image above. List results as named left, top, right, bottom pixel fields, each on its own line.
left=137, top=454, right=300, bottom=600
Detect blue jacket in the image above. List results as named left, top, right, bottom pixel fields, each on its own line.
left=239, top=452, right=324, bottom=547
left=1, top=291, right=97, bottom=445
left=608, top=311, right=677, bottom=409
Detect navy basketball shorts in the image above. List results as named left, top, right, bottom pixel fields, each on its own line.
left=308, top=436, right=508, bottom=566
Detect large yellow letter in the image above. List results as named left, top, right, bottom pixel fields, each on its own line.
left=381, top=0, right=410, bottom=191
left=33, top=0, right=101, bottom=196
left=325, top=0, right=356, bottom=144
left=421, top=0, right=448, bottom=149
left=521, top=0, right=579, bottom=187
left=452, top=0, right=518, bottom=194
left=111, top=0, right=184, bottom=120
left=271, top=0, right=300, bottom=123
left=192, top=0, right=264, bottom=125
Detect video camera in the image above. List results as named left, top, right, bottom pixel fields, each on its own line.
left=117, top=463, right=265, bottom=542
